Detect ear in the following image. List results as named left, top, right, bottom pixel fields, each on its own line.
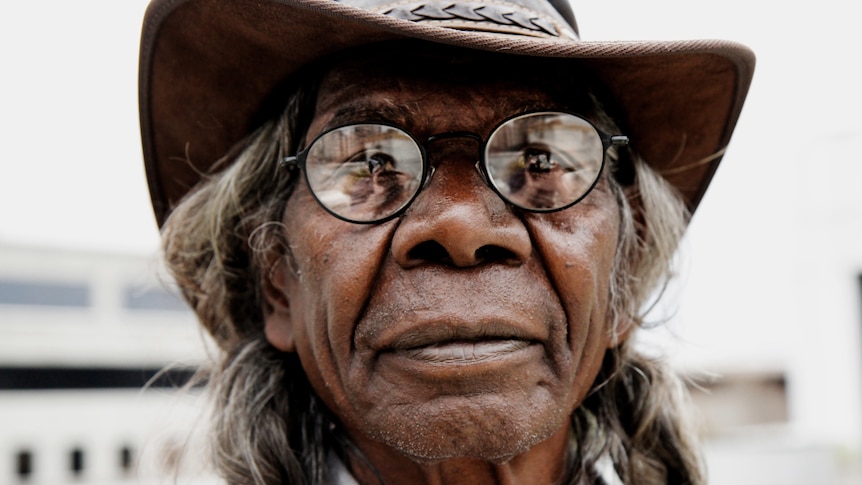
left=263, top=260, right=296, bottom=352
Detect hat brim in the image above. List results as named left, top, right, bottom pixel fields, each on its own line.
left=139, top=0, right=755, bottom=227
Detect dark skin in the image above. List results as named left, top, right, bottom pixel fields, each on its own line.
left=263, top=50, right=632, bottom=484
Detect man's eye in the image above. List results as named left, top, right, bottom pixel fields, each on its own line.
left=523, top=148, right=556, bottom=172
left=342, top=151, right=396, bottom=177
left=366, top=152, right=396, bottom=174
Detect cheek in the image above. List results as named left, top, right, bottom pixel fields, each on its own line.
left=531, top=213, right=618, bottom=302
left=524, top=197, right=620, bottom=366
left=282, top=185, right=397, bottom=408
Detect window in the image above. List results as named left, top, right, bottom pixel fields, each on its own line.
left=0, top=367, right=197, bottom=390
left=69, top=447, right=84, bottom=477
left=119, top=445, right=135, bottom=474
left=0, top=280, right=89, bottom=307
left=15, top=449, right=32, bottom=481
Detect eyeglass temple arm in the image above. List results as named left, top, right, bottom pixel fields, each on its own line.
left=607, top=135, right=629, bottom=147
left=280, top=156, right=300, bottom=169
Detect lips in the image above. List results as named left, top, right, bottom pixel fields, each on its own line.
left=386, top=319, right=538, bottom=349
left=363, top=316, right=547, bottom=367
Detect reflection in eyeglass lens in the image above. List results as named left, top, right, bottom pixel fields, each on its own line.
left=486, top=113, right=603, bottom=210
left=305, top=125, right=423, bottom=221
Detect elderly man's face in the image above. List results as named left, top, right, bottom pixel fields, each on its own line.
left=265, top=49, right=625, bottom=466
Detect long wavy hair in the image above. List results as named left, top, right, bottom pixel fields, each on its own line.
left=162, top=56, right=700, bottom=485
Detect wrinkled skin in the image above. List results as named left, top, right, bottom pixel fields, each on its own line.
left=264, top=49, right=626, bottom=485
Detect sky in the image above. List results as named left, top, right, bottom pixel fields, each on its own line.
left=1, top=1, right=156, bottom=253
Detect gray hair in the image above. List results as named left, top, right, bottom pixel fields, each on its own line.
left=162, top=77, right=701, bottom=485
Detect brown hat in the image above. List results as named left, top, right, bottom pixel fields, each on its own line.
left=139, top=0, right=755, bottom=228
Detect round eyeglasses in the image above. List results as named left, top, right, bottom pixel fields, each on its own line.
left=280, top=111, right=629, bottom=224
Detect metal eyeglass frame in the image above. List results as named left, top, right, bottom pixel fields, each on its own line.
left=279, top=110, right=629, bottom=224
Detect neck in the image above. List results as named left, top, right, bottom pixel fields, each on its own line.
left=345, top=425, right=571, bottom=485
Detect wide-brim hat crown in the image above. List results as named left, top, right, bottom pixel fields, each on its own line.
left=139, top=0, right=755, bottom=227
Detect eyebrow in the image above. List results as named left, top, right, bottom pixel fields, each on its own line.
left=326, top=103, right=417, bottom=129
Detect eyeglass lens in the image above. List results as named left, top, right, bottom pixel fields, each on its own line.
left=303, top=112, right=606, bottom=223
left=304, top=124, right=424, bottom=223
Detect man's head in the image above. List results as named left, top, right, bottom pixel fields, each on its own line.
left=161, top=41, right=694, bottom=483
left=142, top=0, right=753, bottom=483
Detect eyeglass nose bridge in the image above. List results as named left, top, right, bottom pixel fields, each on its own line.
left=422, top=131, right=492, bottom=189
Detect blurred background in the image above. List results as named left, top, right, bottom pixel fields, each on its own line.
left=1, top=0, right=860, bottom=483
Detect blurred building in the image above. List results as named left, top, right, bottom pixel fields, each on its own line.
left=0, top=242, right=215, bottom=484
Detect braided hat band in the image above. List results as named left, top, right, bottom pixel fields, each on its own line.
left=357, top=0, right=575, bottom=38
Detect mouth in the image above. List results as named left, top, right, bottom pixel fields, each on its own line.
left=375, top=321, right=543, bottom=366
left=399, top=338, right=534, bottom=363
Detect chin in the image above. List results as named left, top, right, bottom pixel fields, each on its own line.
left=361, top=393, right=571, bottom=463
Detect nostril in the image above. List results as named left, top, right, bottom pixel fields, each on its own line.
left=475, top=245, right=518, bottom=263
left=408, top=240, right=453, bottom=265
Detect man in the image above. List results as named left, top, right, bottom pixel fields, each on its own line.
left=138, top=0, right=754, bottom=483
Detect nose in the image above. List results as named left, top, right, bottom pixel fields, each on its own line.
left=391, top=140, right=532, bottom=268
